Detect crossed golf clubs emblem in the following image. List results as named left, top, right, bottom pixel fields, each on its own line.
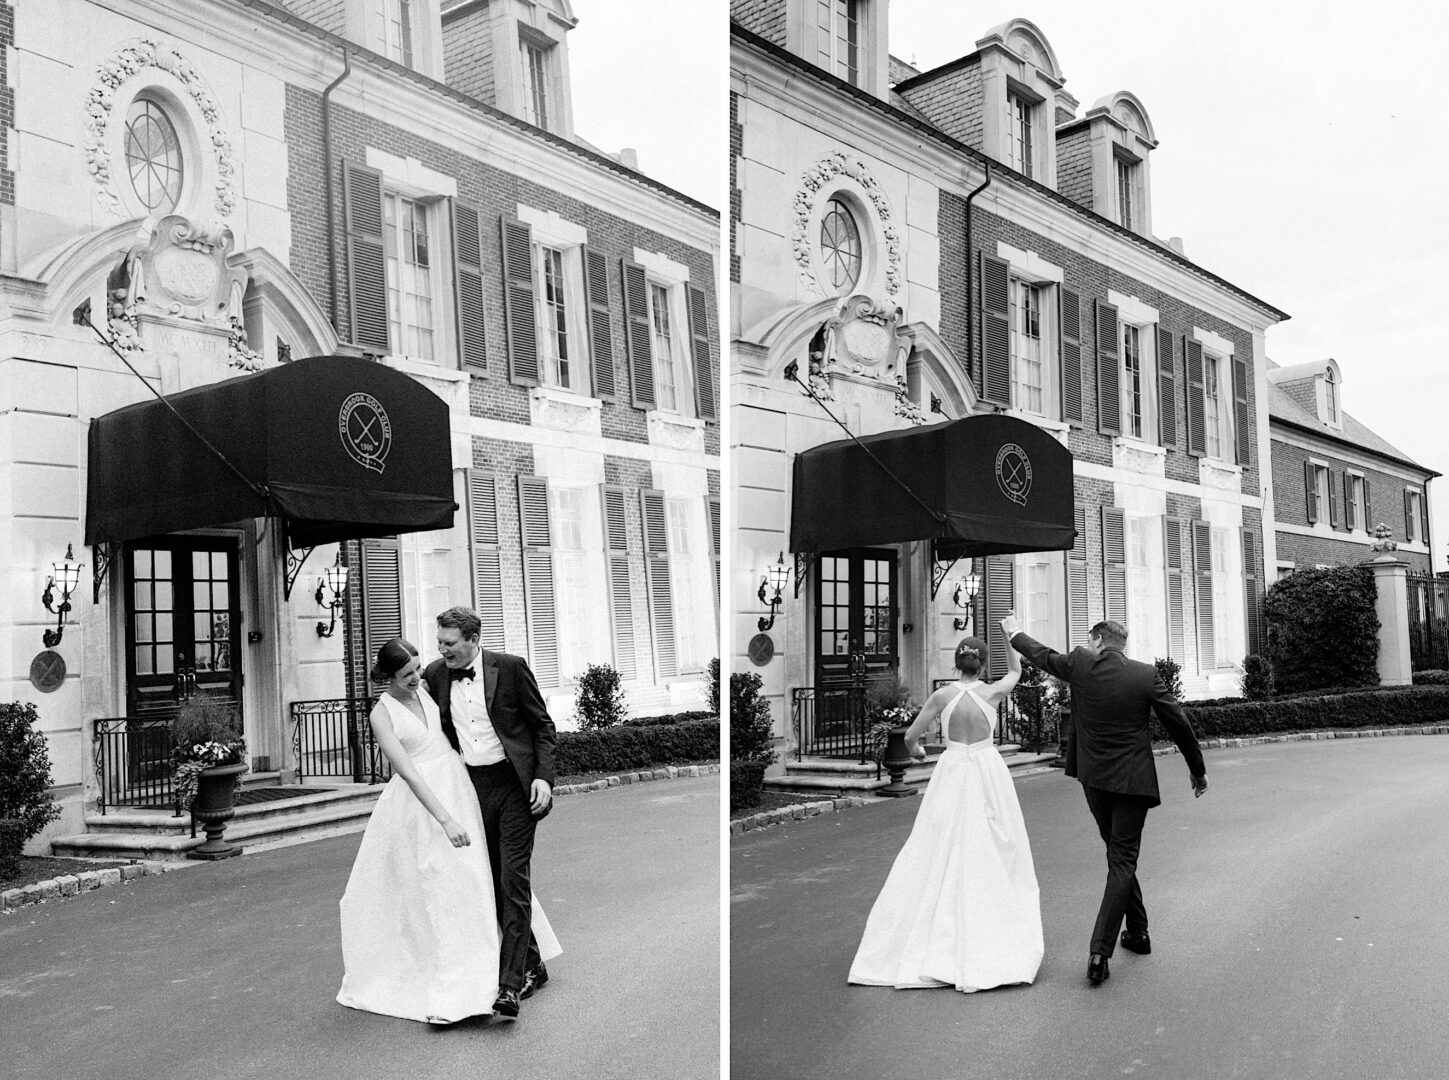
left=339, top=392, right=393, bottom=474
left=995, top=442, right=1033, bottom=507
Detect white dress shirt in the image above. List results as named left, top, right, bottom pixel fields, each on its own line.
left=451, top=669, right=507, bottom=766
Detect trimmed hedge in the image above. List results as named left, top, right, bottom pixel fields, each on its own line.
left=1413, top=670, right=1449, bottom=685
left=730, top=760, right=767, bottom=812
left=1150, top=685, right=1449, bottom=741
left=0, top=817, right=25, bottom=879
left=1263, top=565, right=1379, bottom=693
left=556, top=719, right=719, bottom=776
left=622, top=710, right=715, bottom=727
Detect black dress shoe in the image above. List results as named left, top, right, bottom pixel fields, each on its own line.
left=1087, top=954, right=1110, bottom=986
left=1120, top=929, right=1152, bottom=955
left=492, top=987, right=520, bottom=1019
left=521, top=962, right=549, bottom=1000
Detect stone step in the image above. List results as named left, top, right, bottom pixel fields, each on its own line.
left=764, top=747, right=1062, bottom=799
left=50, top=784, right=384, bottom=861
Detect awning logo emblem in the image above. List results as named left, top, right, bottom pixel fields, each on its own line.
left=339, top=392, right=392, bottom=474
left=995, top=443, right=1032, bottom=506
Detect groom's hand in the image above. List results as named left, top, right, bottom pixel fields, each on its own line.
left=530, top=779, right=552, bottom=816
left=1191, top=774, right=1208, bottom=798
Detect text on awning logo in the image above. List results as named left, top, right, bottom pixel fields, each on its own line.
left=339, top=392, right=392, bottom=474
left=995, top=443, right=1032, bottom=506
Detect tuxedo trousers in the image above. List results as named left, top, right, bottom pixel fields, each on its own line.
left=467, top=760, right=542, bottom=989
left=1081, top=784, right=1153, bottom=958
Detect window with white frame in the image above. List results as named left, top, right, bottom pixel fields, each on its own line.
left=383, top=192, right=437, bottom=361
left=1324, top=368, right=1339, bottom=425
left=819, top=198, right=862, bottom=292
left=537, top=245, right=573, bottom=389
left=648, top=281, right=682, bottom=413
left=1309, top=463, right=1329, bottom=523
left=1347, top=473, right=1365, bottom=531
left=1115, top=155, right=1137, bottom=230
left=400, top=532, right=452, bottom=658
left=1408, top=488, right=1425, bottom=544
left=1122, top=323, right=1145, bottom=439
left=124, top=98, right=184, bottom=214
left=521, top=36, right=552, bottom=130
left=1211, top=527, right=1234, bottom=663
left=815, top=0, right=861, bottom=85
left=1009, top=91, right=1035, bottom=179
left=550, top=486, right=590, bottom=682
left=1203, top=351, right=1233, bottom=459
left=1010, top=279, right=1046, bottom=415
left=666, top=498, right=703, bottom=673
left=1126, top=515, right=1161, bottom=662
left=384, top=0, right=414, bottom=67
left=1018, top=554, right=1055, bottom=645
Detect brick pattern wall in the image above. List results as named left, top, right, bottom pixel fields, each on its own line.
left=730, top=91, right=742, bottom=284
left=897, top=62, right=983, bottom=150
left=276, top=0, right=348, bottom=36
left=731, top=0, right=788, bottom=47
left=1056, top=126, right=1092, bottom=208
left=1278, top=376, right=1317, bottom=417
left=1270, top=436, right=1433, bottom=572
left=442, top=1, right=497, bottom=107
left=0, top=2, right=13, bottom=206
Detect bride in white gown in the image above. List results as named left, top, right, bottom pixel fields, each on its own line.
left=338, top=638, right=560, bottom=1024
left=849, top=622, right=1043, bottom=993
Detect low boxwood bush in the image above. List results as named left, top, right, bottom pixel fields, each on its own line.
left=0, top=817, right=27, bottom=879
left=0, top=702, right=62, bottom=849
left=1150, top=685, right=1449, bottom=741
left=1413, top=670, right=1449, bottom=685
left=622, top=710, right=714, bottom=727
left=556, top=719, right=719, bottom=776
left=730, top=760, right=767, bottom=812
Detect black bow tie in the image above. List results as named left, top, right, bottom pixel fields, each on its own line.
left=449, top=666, right=476, bottom=682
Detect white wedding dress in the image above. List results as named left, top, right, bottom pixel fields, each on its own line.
left=849, top=681, right=1043, bottom=992
left=338, top=689, right=561, bottom=1023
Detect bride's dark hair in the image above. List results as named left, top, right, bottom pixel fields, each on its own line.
left=370, top=637, right=419, bottom=684
left=954, top=636, right=988, bottom=677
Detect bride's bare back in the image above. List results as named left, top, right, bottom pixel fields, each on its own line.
left=944, top=681, right=993, bottom=745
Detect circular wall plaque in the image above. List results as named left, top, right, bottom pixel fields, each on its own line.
left=30, top=650, right=67, bottom=693
left=748, top=633, right=775, bottom=667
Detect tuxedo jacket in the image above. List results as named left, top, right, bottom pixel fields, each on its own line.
left=424, top=650, right=558, bottom=795
left=1010, top=633, right=1204, bottom=807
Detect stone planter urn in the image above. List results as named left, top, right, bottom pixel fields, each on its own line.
left=188, top=761, right=247, bottom=861
left=876, top=727, right=919, bottom=798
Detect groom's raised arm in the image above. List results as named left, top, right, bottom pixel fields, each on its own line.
left=1004, top=623, right=1075, bottom=682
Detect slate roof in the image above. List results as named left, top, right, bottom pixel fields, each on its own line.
left=1266, top=361, right=1435, bottom=475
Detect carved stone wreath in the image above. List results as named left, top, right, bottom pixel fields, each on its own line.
left=792, top=152, right=901, bottom=299
left=82, top=39, right=237, bottom=222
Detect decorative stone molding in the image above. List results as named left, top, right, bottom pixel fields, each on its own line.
left=1370, top=522, right=1399, bottom=554
left=1112, top=437, right=1166, bottom=478
left=529, top=385, right=603, bottom=435
left=82, top=38, right=237, bottom=223
left=792, top=152, right=902, bottom=299
left=647, top=410, right=706, bottom=452
left=1198, top=457, right=1242, bottom=493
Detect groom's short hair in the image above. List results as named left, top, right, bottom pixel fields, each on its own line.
left=436, top=606, right=482, bottom=641
left=1089, top=620, right=1127, bottom=649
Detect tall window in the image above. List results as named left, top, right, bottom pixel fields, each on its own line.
left=1010, top=280, right=1044, bottom=414
left=1211, top=527, right=1234, bottom=664
left=819, top=198, right=862, bottom=291
left=384, top=0, right=414, bottom=67
left=1122, top=323, right=1143, bottom=438
left=667, top=498, right=702, bottom=674
left=383, top=193, right=435, bottom=360
left=1204, top=353, right=1222, bottom=458
left=550, top=487, right=589, bottom=682
left=1325, top=368, right=1338, bottom=423
left=400, top=532, right=451, bottom=659
left=1408, top=489, right=1425, bottom=543
left=1018, top=554, right=1054, bottom=644
left=1116, top=156, right=1136, bottom=230
left=538, top=246, right=571, bottom=388
left=1347, top=473, right=1365, bottom=531
left=1009, top=92, right=1035, bottom=178
left=523, top=39, right=550, bottom=129
left=124, top=99, right=183, bottom=213
left=815, top=0, right=859, bottom=84
left=1125, top=515, right=1161, bottom=663
left=648, top=282, right=678, bottom=412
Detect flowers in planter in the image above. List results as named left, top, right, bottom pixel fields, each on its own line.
left=170, top=697, right=247, bottom=811
left=864, top=673, right=918, bottom=763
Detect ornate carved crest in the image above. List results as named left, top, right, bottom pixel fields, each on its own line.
left=807, top=294, right=915, bottom=414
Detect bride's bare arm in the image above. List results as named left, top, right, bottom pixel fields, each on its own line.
left=902, top=688, right=946, bottom=751
left=369, top=704, right=470, bottom=847
left=978, top=624, right=1023, bottom=706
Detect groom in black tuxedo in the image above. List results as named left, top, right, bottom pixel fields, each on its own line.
left=1004, top=616, right=1207, bottom=987
left=424, top=605, right=558, bottom=1019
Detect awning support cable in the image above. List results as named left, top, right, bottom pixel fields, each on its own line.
left=76, top=305, right=274, bottom=509
left=784, top=361, right=948, bottom=528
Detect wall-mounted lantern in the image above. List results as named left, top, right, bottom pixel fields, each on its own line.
left=315, top=554, right=349, bottom=638
left=757, top=551, right=791, bottom=632
left=41, top=544, right=83, bottom=648
left=951, top=567, right=980, bottom=632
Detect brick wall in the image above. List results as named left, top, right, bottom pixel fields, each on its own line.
left=731, top=0, right=787, bottom=47
left=442, top=0, right=497, bottom=107
left=730, top=91, right=742, bottom=284
left=0, top=2, right=12, bottom=206
left=276, top=0, right=348, bottom=36
left=897, top=61, right=983, bottom=150
left=1056, top=126, right=1092, bottom=207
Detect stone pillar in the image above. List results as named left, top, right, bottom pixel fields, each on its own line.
left=1370, top=557, right=1413, bottom=686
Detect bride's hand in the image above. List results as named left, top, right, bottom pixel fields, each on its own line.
left=442, top=819, right=471, bottom=847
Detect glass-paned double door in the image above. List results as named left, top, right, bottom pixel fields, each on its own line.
left=811, top=549, right=898, bottom=756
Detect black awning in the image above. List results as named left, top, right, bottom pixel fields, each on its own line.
left=789, top=413, right=1076, bottom=558
left=86, top=355, right=455, bottom=549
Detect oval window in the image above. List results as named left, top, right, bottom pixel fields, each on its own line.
left=124, top=99, right=184, bottom=213
left=819, top=198, right=862, bottom=291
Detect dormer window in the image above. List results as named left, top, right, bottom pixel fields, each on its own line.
left=1324, top=368, right=1338, bottom=424
left=1115, top=154, right=1137, bottom=231
left=523, top=38, right=551, bottom=129
left=385, top=0, right=415, bottom=67
left=816, top=0, right=861, bottom=85
left=1009, top=90, right=1035, bottom=178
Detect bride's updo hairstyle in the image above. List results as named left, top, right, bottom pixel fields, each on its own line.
left=370, top=637, right=419, bottom=685
left=954, top=636, right=988, bottom=677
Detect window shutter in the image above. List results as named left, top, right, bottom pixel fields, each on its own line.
left=518, top=475, right=559, bottom=687
left=1156, top=326, right=1177, bottom=448
left=1419, top=490, right=1430, bottom=548
left=1344, top=474, right=1356, bottom=532
left=1304, top=460, right=1318, bottom=524
left=1184, top=337, right=1206, bottom=457
left=640, top=489, right=676, bottom=679
left=984, top=554, right=1015, bottom=680
left=707, top=495, right=721, bottom=614
left=621, top=260, right=656, bottom=409
left=1060, top=286, right=1083, bottom=423
left=601, top=486, right=637, bottom=680
left=1096, top=300, right=1121, bottom=436
left=583, top=247, right=617, bottom=400
left=687, top=283, right=717, bottom=420
left=360, top=537, right=402, bottom=669
left=500, top=216, right=539, bottom=385
left=980, top=253, right=1011, bottom=408
left=452, top=201, right=488, bottom=372
left=1164, top=518, right=1186, bottom=663
left=1102, top=506, right=1127, bottom=626
left=1404, top=488, right=1415, bottom=543
left=343, top=161, right=389, bottom=352
left=1068, top=504, right=1089, bottom=647
left=1232, top=355, right=1251, bottom=466
left=1192, top=519, right=1215, bottom=671
left=468, top=471, right=506, bottom=650
left=1242, top=528, right=1262, bottom=657
left=1364, top=476, right=1373, bottom=529
left=1328, top=468, right=1341, bottom=529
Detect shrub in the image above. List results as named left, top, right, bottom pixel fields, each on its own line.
left=0, top=817, right=27, bottom=879
left=573, top=662, right=628, bottom=731
left=707, top=658, right=721, bottom=716
left=1241, top=654, right=1275, bottom=700
left=1263, top=565, right=1379, bottom=694
left=555, top=719, right=719, bottom=776
left=1154, top=657, right=1183, bottom=700
left=1412, top=669, right=1449, bottom=685
left=0, top=702, right=63, bottom=848
left=729, top=670, right=777, bottom=767
left=622, top=710, right=714, bottom=727
left=1149, top=685, right=1449, bottom=741
left=730, top=760, right=767, bottom=812
left=1010, top=662, right=1052, bottom=752
left=170, top=696, right=246, bottom=810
